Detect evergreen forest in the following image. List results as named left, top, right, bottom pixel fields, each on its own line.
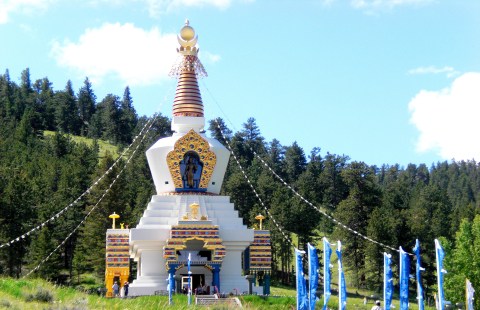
left=1, top=69, right=479, bottom=307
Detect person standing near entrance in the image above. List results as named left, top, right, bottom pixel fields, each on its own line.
left=112, top=281, right=119, bottom=297
left=124, top=281, right=129, bottom=297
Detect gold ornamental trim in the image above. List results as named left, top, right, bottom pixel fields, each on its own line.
left=167, top=129, right=216, bottom=189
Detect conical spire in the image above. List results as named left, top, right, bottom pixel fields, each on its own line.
left=169, top=20, right=207, bottom=118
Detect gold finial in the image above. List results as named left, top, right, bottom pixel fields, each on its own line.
left=180, top=19, right=195, bottom=41
left=177, top=19, right=199, bottom=55
left=109, top=212, right=120, bottom=229
left=120, top=223, right=125, bottom=229
left=255, top=214, right=266, bottom=230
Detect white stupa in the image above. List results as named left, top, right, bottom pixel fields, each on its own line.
left=128, top=20, right=255, bottom=296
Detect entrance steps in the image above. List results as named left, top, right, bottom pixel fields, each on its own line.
left=195, top=295, right=242, bottom=308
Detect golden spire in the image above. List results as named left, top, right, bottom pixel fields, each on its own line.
left=169, top=20, right=206, bottom=118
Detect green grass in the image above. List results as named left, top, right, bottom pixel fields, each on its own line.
left=0, top=277, right=437, bottom=309
left=43, top=130, right=120, bottom=159
left=270, top=284, right=297, bottom=297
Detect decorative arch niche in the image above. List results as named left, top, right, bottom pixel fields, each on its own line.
left=163, top=224, right=226, bottom=264
left=166, top=129, right=216, bottom=191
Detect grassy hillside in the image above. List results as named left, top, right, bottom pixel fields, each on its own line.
left=0, top=278, right=436, bottom=309
left=43, top=130, right=120, bottom=159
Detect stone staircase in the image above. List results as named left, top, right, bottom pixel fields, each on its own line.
left=195, top=295, right=242, bottom=308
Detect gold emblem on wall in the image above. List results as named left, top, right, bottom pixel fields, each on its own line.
left=167, top=129, right=216, bottom=190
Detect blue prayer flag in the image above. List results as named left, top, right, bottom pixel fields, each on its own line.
left=413, top=239, right=425, bottom=310
left=308, top=243, right=319, bottom=310
left=435, top=239, right=447, bottom=310
left=384, top=253, right=393, bottom=310
left=336, top=241, right=347, bottom=310
left=399, top=247, right=410, bottom=310
left=322, top=238, right=332, bottom=310
left=168, top=272, right=173, bottom=305
left=295, top=248, right=308, bottom=310
left=466, top=279, right=475, bottom=310
left=188, top=252, right=192, bottom=305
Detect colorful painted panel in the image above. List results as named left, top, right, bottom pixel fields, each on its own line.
left=249, top=231, right=272, bottom=272
left=163, top=224, right=225, bottom=264
left=105, top=233, right=130, bottom=268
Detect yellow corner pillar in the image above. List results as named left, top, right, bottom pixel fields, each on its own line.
left=105, top=267, right=129, bottom=297
left=105, top=213, right=130, bottom=297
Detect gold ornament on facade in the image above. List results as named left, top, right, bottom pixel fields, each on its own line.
left=166, top=129, right=216, bottom=190
left=190, top=203, right=200, bottom=219
left=181, top=203, right=208, bottom=220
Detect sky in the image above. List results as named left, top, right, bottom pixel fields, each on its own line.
left=1, top=0, right=480, bottom=167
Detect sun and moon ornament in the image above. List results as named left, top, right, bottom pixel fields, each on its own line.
left=169, top=19, right=207, bottom=78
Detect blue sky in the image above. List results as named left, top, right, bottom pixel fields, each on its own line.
left=1, top=0, right=479, bottom=167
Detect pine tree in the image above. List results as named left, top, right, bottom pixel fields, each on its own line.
left=99, top=94, right=121, bottom=143
left=33, top=78, right=55, bottom=130
left=317, top=153, right=349, bottom=210
left=10, top=68, right=34, bottom=121
left=0, top=170, right=35, bottom=277
left=208, top=117, right=232, bottom=145
left=408, top=183, right=452, bottom=292
left=364, top=205, right=399, bottom=291
left=268, top=186, right=294, bottom=284
left=444, top=216, right=480, bottom=309
left=54, top=81, right=79, bottom=134
left=333, top=161, right=382, bottom=288
left=77, top=77, right=96, bottom=136
left=233, top=117, right=265, bottom=165
left=0, top=70, right=14, bottom=120
left=283, top=141, right=306, bottom=183
left=266, top=139, right=285, bottom=176
left=119, top=86, right=137, bottom=144
left=74, top=154, right=129, bottom=277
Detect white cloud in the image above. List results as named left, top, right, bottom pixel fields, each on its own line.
left=0, top=0, right=54, bottom=24
left=409, top=72, right=480, bottom=161
left=51, top=23, right=184, bottom=86
left=408, top=66, right=460, bottom=78
left=202, top=51, right=221, bottom=63
left=351, top=0, right=432, bottom=11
